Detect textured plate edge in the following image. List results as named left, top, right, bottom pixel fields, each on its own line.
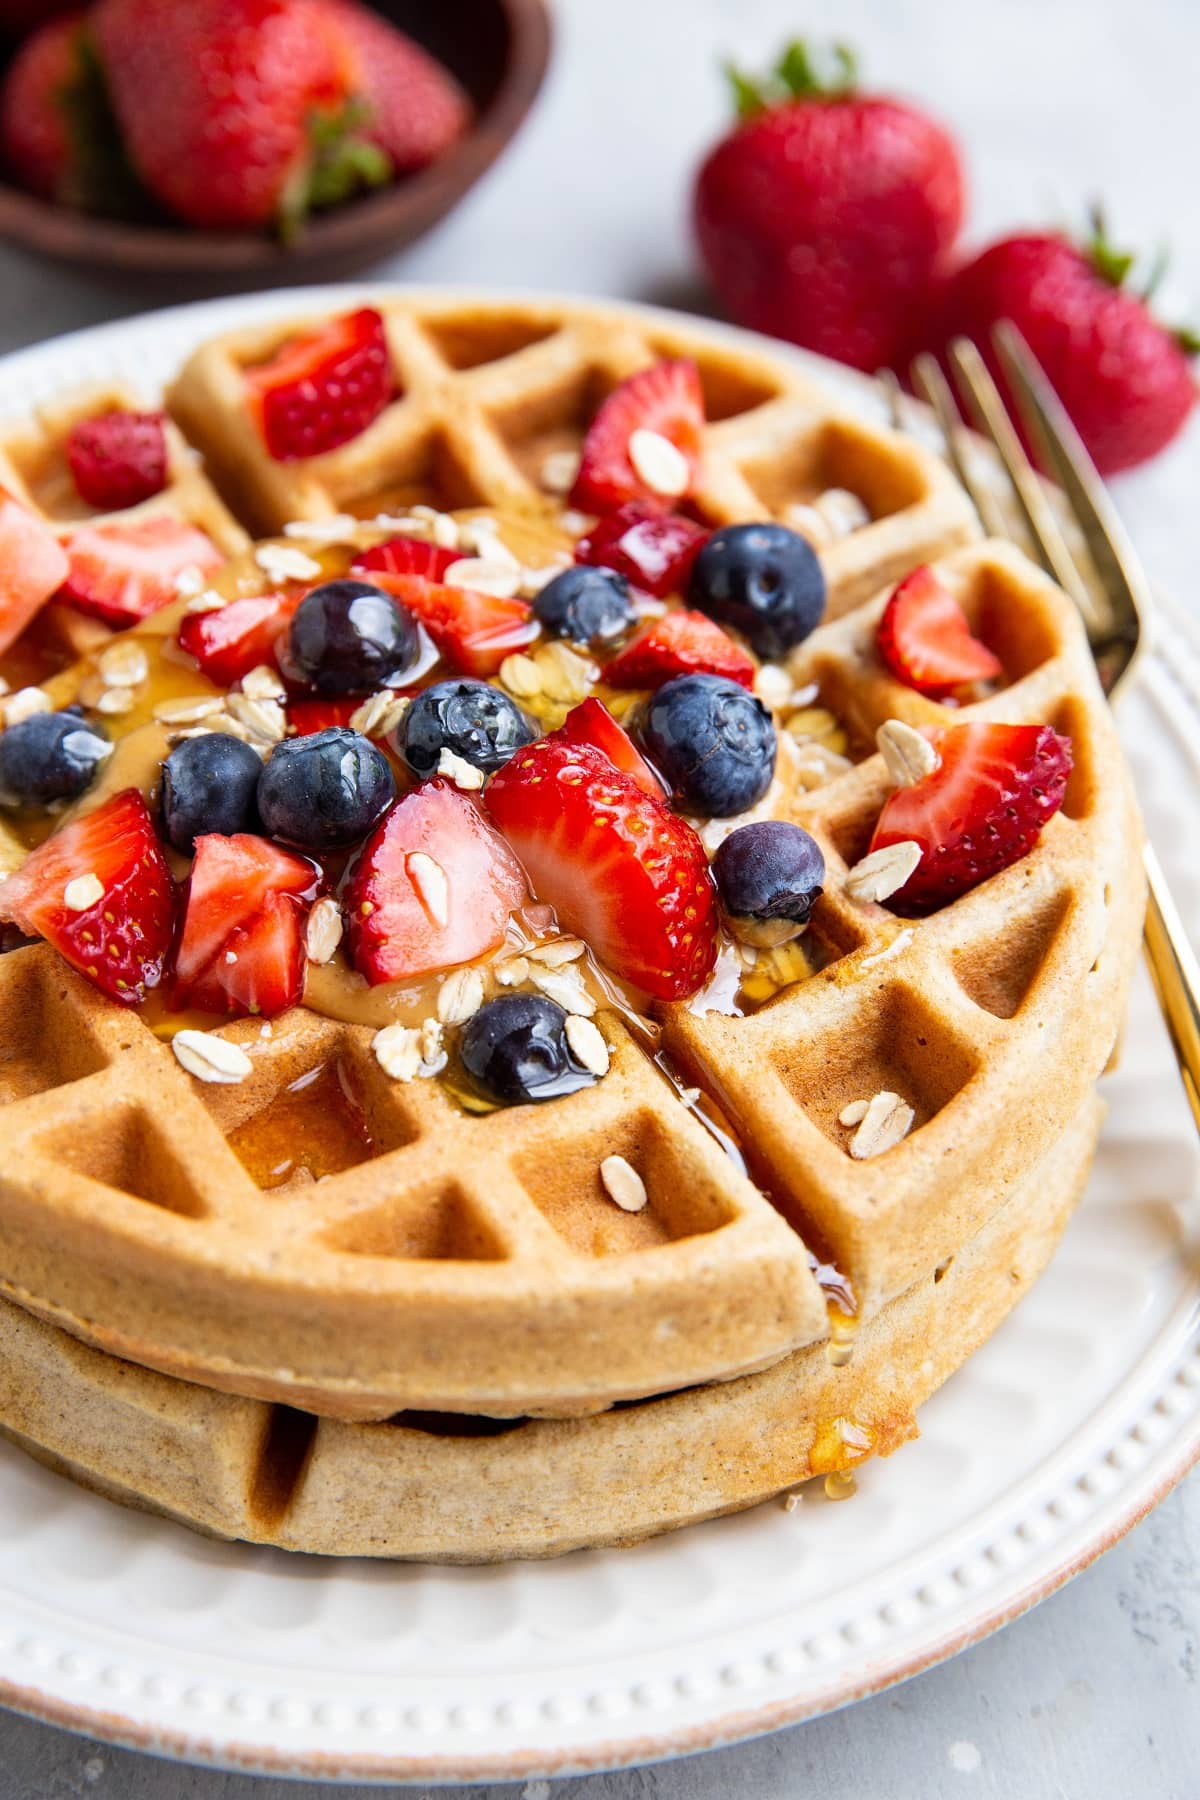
left=0, top=285, right=1195, bottom=1783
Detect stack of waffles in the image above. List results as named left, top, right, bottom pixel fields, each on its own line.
left=0, top=296, right=1144, bottom=1560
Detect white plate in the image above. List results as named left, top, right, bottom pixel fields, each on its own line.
left=0, top=289, right=1196, bottom=1785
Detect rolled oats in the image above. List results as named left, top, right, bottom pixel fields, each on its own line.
left=877, top=718, right=938, bottom=787
left=407, top=850, right=449, bottom=928
left=437, top=748, right=485, bottom=791
left=350, top=691, right=409, bottom=738
left=3, top=687, right=50, bottom=727
left=565, top=1014, right=609, bottom=1077
left=845, top=839, right=921, bottom=904
left=96, top=686, right=136, bottom=717
left=838, top=1098, right=870, bottom=1127
left=254, top=543, right=322, bottom=583
left=848, top=1090, right=915, bottom=1160
left=98, top=640, right=149, bottom=688
left=535, top=641, right=595, bottom=703
left=437, top=965, right=485, bottom=1024
left=527, top=936, right=585, bottom=967
left=172, top=1030, right=253, bottom=1084
left=498, top=653, right=543, bottom=699
left=494, top=955, right=530, bottom=987
left=539, top=448, right=581, bottom=494
left=183, top=589, right=227, bottom=614
left=600, top=1154, right=648, bottom=1213
left=304, top=897, right=343, bottom=965
left=63, top=872, right=104, bottom=911
left=628, top=428, right=689, bottom=497
left=282, top=515, right=359, bottom=544
left=225, top=693, right=286, bottom=743
left=240, top=664, right=288, bottom=703
left=172, top=564, right=208, bottom=597
left=153, top=694, right=224, bottom=726
left=444, top=556, right=522, bottom=600
left=372, top=1023, right=423, bottom=1083
left=529, top=965, right=596, bottom=1016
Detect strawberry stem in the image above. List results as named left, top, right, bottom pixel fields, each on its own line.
left=1081, top=204, right=1198, bottom=359
left=278, top=101, right=393, bottom=243
left=723, top=38, right=857, bottom=119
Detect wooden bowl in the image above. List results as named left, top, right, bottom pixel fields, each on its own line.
left=0, top=0, right=552, bottom=281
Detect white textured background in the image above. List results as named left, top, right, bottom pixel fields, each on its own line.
left=0, top=0, right=1196, bottom=1793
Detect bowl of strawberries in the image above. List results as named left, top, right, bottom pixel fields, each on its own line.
left=0, top=0, right=551, bottom=276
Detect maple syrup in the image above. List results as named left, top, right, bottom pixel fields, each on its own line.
left=226, top=1058, right=374, bottom=1190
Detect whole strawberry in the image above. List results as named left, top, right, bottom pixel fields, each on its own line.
left=694, top=41, right=964, bottom=371
left=0, top=10, right=144, bottom=213
left=320, top=0, right=471, bottom=174
left=91, top=0, right=389, bottom=233
left=929, top=218, right=1198, bottom=474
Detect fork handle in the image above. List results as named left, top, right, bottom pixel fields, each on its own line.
left=1142, top=843, right=1200, bottom=1135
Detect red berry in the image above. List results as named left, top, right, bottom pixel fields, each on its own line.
left=344, top=780, right=528, bottom=984
left=877, top=565, right=1002, bottom=696
left=605, top=610, right=756, bottom=690
left=66, top=409, right=168, bottom=512
left=0, top=11, right=85, bottom=201
left=928, top=230, right=1197, bottom=475
left=571, top=362, right=705, bottom=515
left=546, top=697, right=664, bottom=797
left=0, top=788, right=175, bottom=1004
left=869, top=721, right=1072, bottom=913
left=693, top=43, right=964, bottom=371
left=62, top=515, right=223, bottom=627
left=246, top=308, right=393, bottom=462
left=351, top=534, right=459, bottom=584
left=173, top=832, right=318, bottom=1016
left=574, top=502, right=709, bottom=598
left=486, top=739, right=719, bottom=1001
left=178, top=590, right=300, bottom=687
left=91, top=0, right=360, bottom=231
left=365, top=570, right=536, bottom=678
left=287, top=696, right=360, bottom=736
left=0, top=488, right=70, bottom=656
left=320, top=0, right=470, bottom=172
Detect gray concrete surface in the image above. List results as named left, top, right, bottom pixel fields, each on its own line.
left=0, top=0, right=1197, bottom=1791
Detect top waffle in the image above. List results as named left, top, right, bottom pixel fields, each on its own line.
left=0, top=296, right=1143, bottom=1423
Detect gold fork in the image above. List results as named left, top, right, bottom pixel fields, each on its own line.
left=878, top=324, right=1200, bottom=1135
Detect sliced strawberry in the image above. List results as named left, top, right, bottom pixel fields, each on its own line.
left=66, top=410, right=168, bottom=512
left=605, top=610, right=755, bottom=690
left=367, top=570, right=536, bottom=678
left=0, top=788, right=174, bottom=1004
left=245, top=308, right=393, bottom=462
left=178, top=590, right=300, bottom=687
left=570, top=361, right=705, bottom=514
left=574, top=501, right=709, bottom=598
left=62, top=516, right=223, bottom=627
left=173, top=833, right=318, bottom=1004
left=287, top=696, right=361, bottom=736
left=0, top=488, right=70, bottom=656
left=184, top=891, right=306, bottom=1018
left=344, top=780, right=528, bottom=983
left=547, top=697, right=664, bottom=797
left=869, top=722, right=1072, bottom=913
left=486, top=740, right=718, bottom=1000
left=877, top=566, right=1003, bottom=696
left=351, top=534, right=459, bottom=584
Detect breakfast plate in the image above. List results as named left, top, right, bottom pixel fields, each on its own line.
left=0, top=288, right=1195, bottom=1782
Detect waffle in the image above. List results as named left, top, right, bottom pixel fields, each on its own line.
left=0, top=296, right=1142, bottom=1441
left=0, top=1094, right=1100, bottom=1561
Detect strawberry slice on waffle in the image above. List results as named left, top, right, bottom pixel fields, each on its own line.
left=570, top=362, right=706, bottom=514
left=173, top=833, right=319, bottom=1017
left=877, top=566, right=1003, bottom=696
left=63, top=516, right=223, bottom=627
left=486, top=738, right=719, bottom=1000
left=246, top=308, right=393, bottom=461
left=178, top=590, right=301, bottom=687
left=605, top=609, right=755, bottom=689
left=870, top=721, right=1072, bottom=912
left=546, top=697, right=665, bottom=797
left=0, top=488, right=70, bottom=656
left=0, top=788, right=175, bottom=1003
left=574, top=501, right=709, bottom=598
left=362, top=570, right=536, bottom=678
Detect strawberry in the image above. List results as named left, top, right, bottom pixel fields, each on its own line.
left=66, top=409, right=167, bottom=512
left=344, top=780, right=527, bottom=983
left=173, top=832, right=318, bottom=1016
left=62, top=515, right=223, bottom=627
left=605, top=610, right=756, bottom=690
left=927, top=219, right=1197, bottom=475
left=287, top=696, right=360, bottom=736
left=869, top=722, right=1072, bottom=913
left=486, top=740, right=719, bottom=1000
left=570, top=362, right=705, bottom=515
left=574, top=502, right=709, bottom=598
left=320, top=0, right=470, bottom=173
left=0, top=488, right=70, bottom=656
left=91, top=0, right=390, bottom=234
left=351, top=534, right=459, bottom=584
left=246, top=308, right=393, bottom=462
left=693, top=41, right=964, bottom=371
left=0, top=788, right=174, bottom=1004
left=178, top=590, right=300, bottom=687
left=0, top=11, right=84, bottom=201
left=365, top=570, right=536, bottom=678
left=546, top=698, right=664, bottom=798
left=877, top=566, right=1001, bottom=696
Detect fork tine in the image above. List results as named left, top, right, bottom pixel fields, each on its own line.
left=991, top=320, right=1148, bottom=691
left=875, top=365, right=907, bottom=432
left=945, top=337, right=1107, bottom=637
left=909, top=352, right=1011, bottom=540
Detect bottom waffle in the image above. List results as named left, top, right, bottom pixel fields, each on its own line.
left=0, top=1096, right=1101, bottom=1563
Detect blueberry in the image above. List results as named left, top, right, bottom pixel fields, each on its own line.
left=640, top=674, right=776, bottom=818
left=459, top=993, right=597, bottom=1105
left=399, top=679, right=535, bottom=780
left=0, top=710, right=109, bottom=807
left=711, top=821, right=825, bottom=946
left=282, top=579, right=419, bottom=696
left=160, top=732, right=263, bottom=852
left=533, top=566, right=636, bottom=648
left=256, top=728, right=395, bottom=851
left=688, top=523, right=826, bottom=658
